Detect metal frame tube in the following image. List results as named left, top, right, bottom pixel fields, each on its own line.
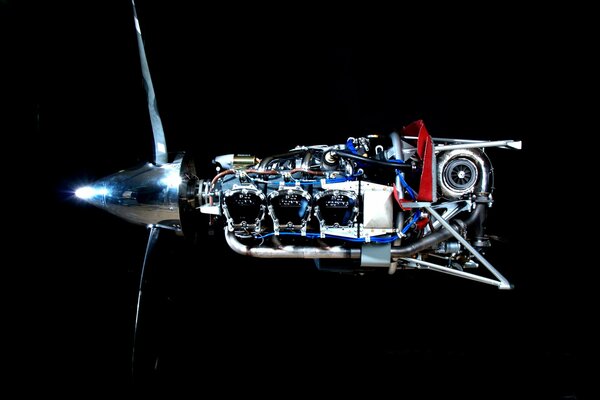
left=434, top=140, right=522, bottom=151
left=397, top=257, right=505, bottom=288
left=424, top=206, right=513, bottom=289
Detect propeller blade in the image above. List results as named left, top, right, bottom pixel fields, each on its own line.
left=131, top=225, right=160, bottom=374
left=131, top=0, right=168, bottom=164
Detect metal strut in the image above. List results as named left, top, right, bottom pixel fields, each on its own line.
left=423, top=206, right=513, bottom=289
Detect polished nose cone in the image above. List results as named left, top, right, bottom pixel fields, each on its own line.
left=75, top=186, right=109, bottom=200
left=75, top=155, right=188, bottom=231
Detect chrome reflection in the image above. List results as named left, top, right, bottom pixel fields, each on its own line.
left=75, top=154, right=187, bottom=230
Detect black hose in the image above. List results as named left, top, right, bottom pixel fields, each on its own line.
left=469, top=202, right=487, bottom=241
left=391, top=204, right=486, bottom=257
left=463, top=202, right=486, bottom=226
left=258, top=149, right=306, bottom=170
left=335, top=150, right=413, bottom=170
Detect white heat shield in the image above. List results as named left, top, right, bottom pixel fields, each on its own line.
left=363, top=188, right=394, bottom=229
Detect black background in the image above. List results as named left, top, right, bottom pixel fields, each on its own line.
left=6, top=1, right=593, bottom=397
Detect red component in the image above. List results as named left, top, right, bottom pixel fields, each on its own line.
left=393, top=183, right=401, bottom=205
left=416, top=217, right=429, bottom=230
left=393, top=184, right=415, bottom=210
left=403, top=120, right=435, bottom=202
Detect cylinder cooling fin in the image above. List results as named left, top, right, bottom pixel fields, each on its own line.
left=222, top=186, right=266, bottom=233
left=314, top=190, right=358, bottom=227
left=268, top=188, right=312, bottom=233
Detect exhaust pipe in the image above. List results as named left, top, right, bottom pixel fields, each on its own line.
left=224, top=204, right=486, bottom=260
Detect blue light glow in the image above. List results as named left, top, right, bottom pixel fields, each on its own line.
left=75, top=186, right=108, bottom=200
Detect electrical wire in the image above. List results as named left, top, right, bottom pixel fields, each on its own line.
left=395, top=170, right=417, bottom=200
left=401, top=211, right=421, bottom=234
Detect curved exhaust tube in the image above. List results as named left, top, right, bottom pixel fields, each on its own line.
left=224, top=204, right=486, bottom=260
left=225, top=231, right=360, bottom=259
left=391, top=204, right=485, bottom=257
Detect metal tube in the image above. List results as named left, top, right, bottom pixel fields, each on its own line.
left=391, top=131, right=404, bottom=246
left=258, top=149, right=306, bottom=171
left=391, top=204, right=486, bottom=257
left=389, top=131, right=403, bottom=161
left=434, top=140, right=522, bottom=151
left=424, top=206, right=513, bottom=290
left=225, top=230, right=360, bottom=259
left=224, top=205, right=491, bottom=267
left=301, top=149, right=316, bottom=169
left=397, top=257, right=505, bottom=288
left=335, top=151, right=413, bottom=169
left=391, top=227, right=455, bottom=257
